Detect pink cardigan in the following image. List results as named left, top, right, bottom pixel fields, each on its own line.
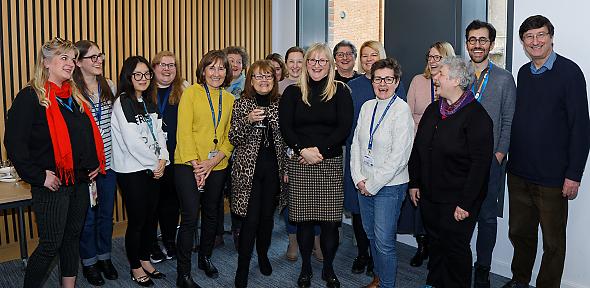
left=407, top=74, right=436, bottom=134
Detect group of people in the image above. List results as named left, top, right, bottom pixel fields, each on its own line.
left=4, top=14, right=588, bottom=288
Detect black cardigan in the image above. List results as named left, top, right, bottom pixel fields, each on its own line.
left=279, top=77, right=353, bottom=159
left=408, top=100, right=493, bottom=213
left=4, top=86, right=99, bottom=186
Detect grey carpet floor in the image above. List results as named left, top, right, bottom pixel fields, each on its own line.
left=0, top=216, right=511, bottom=287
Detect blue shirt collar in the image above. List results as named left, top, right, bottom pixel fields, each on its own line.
left=530, top=51, right=557, bottom=74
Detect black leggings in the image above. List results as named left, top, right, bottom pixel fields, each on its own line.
left=297, top=221, right=340, bottom=274
left=117, top=171, right=160, bottom=269
left=154, top=165, right=179, bottom=249
left=24, top=184, right=89, bottom=288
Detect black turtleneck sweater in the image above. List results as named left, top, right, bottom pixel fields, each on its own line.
left=279, top=76, right=353, bottom=159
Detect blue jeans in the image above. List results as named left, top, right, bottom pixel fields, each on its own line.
left=358, top=183, right=407, bottom=288
left=79, top=169, right=117, bottom=266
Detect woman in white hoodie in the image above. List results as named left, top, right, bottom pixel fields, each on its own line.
left=350, top=58, right=414, bottom=288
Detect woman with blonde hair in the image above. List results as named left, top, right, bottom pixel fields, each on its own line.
left=280, top=42, right=353, bottom=288
left=5, top=37, right=105, bottom=288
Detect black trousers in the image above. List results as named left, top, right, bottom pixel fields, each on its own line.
left=421, top=197, right=479, bottom=288
left=117, top=171, right=160, bottom=269
left=154, top=164, right=179, bottom=249
left=237, top=159, right=280, bottom=268
left=24, top=184, right=89, bottom=288
left=176, top=165, right=226, bottom=275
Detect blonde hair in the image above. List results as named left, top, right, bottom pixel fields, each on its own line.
left=151, top=51, right=186, bottom=105
left=423, top=41, right=456, bottom=79
left=357, top=40, right=387, bottom=74
left=299, top=43, right=338, bottom=106
left=29, top=37, right=86, bottom=111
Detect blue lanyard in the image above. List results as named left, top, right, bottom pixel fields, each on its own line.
left=95, top=85, right=102, bottom=124
left=203, top=84, right=223, bottom=145
left=471, top=61, right=492, bottom=102
left=368, top=95, right=397, bottom=151
left=430, top=78, right=435, bottom=103
left=56, top=97, right=74, bottom=112
left=158, top=86, right=171, bottom=116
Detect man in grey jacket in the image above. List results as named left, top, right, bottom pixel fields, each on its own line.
left=465, top=20, right=517, bottom=288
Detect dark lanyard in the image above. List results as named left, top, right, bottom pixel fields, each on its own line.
left=471, top=61, right=492, bottom=102
left=158, top=86, right=171, bottom=116
left=56, top=97, right=74, bottom=112
left=203, top=84, right=223, bottom=145
left=430, top=78, right=435, bottom=103
left=368, top=94, right=397, bottom=151
left=141, top=100, right=160, bottom=152
left=94, top=85, right=102, bottom=125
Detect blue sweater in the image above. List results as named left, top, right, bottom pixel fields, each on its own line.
left=157, top=86, right=179, bottom=163
left=508, top=54, right=590, bottom=187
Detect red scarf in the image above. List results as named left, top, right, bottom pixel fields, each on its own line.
left=45, top=81, right=106, bottom=184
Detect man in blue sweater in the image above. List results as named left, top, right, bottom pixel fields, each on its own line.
left=465, top=20, right=517, bottom=288
left=503, top=15, right=590, bottom=288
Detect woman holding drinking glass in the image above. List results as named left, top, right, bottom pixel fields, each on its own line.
left=230, top=60, right=287, bottom=288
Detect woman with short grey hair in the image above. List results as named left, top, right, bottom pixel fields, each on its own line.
left=408, top=55, right=493, bottom=287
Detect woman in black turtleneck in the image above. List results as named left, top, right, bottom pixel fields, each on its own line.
left=279, top=43, right=353, bottom=288
left=229, top=60, right=287, bottom=288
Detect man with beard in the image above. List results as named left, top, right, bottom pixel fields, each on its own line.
left=465, top=20, right=516, bottom=288
left=333, top=40, right=361, bottom=83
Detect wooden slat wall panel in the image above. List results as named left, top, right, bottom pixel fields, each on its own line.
left=0, top=0, right=272, bottom=262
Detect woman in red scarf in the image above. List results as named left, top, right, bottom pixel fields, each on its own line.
left=4, top=37, right=105, bottom=288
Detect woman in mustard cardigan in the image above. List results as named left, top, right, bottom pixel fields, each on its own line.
left=174, top=50, right=234, bottom=288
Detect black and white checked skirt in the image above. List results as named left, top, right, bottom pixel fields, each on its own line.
left=287, top=156, right=344, bottom=222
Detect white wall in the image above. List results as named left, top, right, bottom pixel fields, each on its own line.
left=492, top=1, right=590, bottom=287
left=272, top=0, right=297, bottom=56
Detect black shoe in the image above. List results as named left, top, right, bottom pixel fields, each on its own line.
left=82, top=264, right=105, bottom=286
left=143, top=267, right=166, bottom=279
left=321, top=269, right=341, bottom=288
left=164, top=244, right=177, bottom=260
left=501, top=279, right=528, bottom=288
left=474, top=263, right=491, bottom=288
left=297, top=272, right=312, bottom=288
left=351, top=255, right=369, bottom=274
left=258, top=255, right=272, bottom=276
left=150, top=244, right=167, bottom=264
left=198, top=255, right=219, bottom=279
left=176, top=274, right=201, bottom=288
left=410, top=235, right=429, bottom=267
left=365, top=256, right=374, bottom=277
left=97, top=259, right=119, bottom=280
left=130, top=271, right=154, bottom=287
left=234, top=266, right=249, bottom=288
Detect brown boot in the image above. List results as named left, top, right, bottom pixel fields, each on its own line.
left=312, top=235, right=324, bottom=262
left=286, top=234, right=298, bottom=261
left=364, top=276, right=380, bottom=288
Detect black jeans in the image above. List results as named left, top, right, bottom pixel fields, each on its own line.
left=24, top=184, right=89, bottom=288
left=117, top=171, right=160, bottom=269
left=237, top=159, right=280, bottom=268
left=154, top=164, right=179, bottom=250
left=176, top=165, right=226, bottom=275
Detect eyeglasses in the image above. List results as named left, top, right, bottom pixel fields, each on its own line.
left=372, top=76, right=397, bottom=84
left=131, top=71, right=153, bottom=81
left=157, top=62, right=176, bottom=69
left=335, top=52, right=354, bottom=59
left=467, top=37, right=491, bottom=45
left=253, top=74, right=274, bottom=81
left=81, top=53, right=106, bottom=63
left=427, top=55, right=443, bottom=62
left=523, top=32, right=549, bottom=43
left=307, top=58, right=329, bottom=67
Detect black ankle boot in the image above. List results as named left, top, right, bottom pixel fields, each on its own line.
left=474, top=263, right=491, bottom=288
left=176, top=274, right=201, bottom=288
left=82, top=264, right=105, bottom=286
left=198, top=255, right=219, bottom=279
left=365, top=256, right=374, bottom=277
left=258, top=255, right=272, bottom=276
left=351, top=254, right=370, bottom=274
left=410, top=235, right=429, bottom=267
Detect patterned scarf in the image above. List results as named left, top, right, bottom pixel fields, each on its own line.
left=439, top=89, right=475, bottom=119
left=45, top=81, right=106, bottom=184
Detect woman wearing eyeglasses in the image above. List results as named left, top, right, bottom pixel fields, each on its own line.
left=174, top=50, right=234, bottom=288
left=72, top=40, right=119, bottom=286
left=5, top=37, right=105, bottom=288
left=398, top=41, right=456, bottom=268
left=147, top=51, right=190, bottom=264
left=280, top=43, right=353, bottom=288
left=230, top=60, right=287, bottom=288
left=111, top=56, right=169, bottom=287
left=350, top=58, right=414, bottom=288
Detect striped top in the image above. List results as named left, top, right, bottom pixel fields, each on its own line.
left=86, top=80, right=115, bottom=170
